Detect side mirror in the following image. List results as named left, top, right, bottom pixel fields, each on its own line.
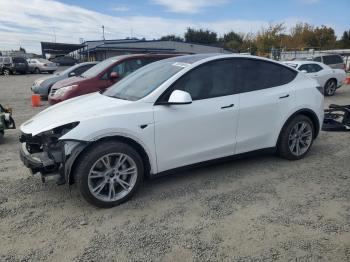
left=110, top=72, right=119, bottom=79
left=300, top=70, right=308, bottom=73
left=168, top=90, right=192, bottom=105
left=68, top=72, right=75, bottom=77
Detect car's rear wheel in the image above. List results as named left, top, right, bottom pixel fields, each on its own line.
left=278, top=115, right=314, bottom=160
left=75, top=141, right=144, bottom=208
left=34, top=68, right=40, bottom=74
left=324, top=79, right=337, bottom=96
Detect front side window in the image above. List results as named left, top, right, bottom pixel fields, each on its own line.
left=162, top=60, right=236, bottom=101
left=235, top=59, right=297, bottom=92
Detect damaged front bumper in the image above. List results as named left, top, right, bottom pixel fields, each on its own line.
left=19, top=132, right=88, bottom=184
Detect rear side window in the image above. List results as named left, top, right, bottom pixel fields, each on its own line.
left=13, top=57, right=26, bottom=63
left=313, top=56, right=322, bottom=62
left=235, top=59, right=297, bottom=93
left=322, top=55, right=343, bottom=65
left=164, top=59, right=236, bottom=101
left=73, top=65, right=93, bottom=75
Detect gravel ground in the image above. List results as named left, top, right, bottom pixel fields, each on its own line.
left=0, top=72, right=349, bottom=262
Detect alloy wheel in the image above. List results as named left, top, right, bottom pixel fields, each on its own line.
left=288, top=121, right=313, bottom=156
left=3, top=69, right=10, bottom=76
left=87, top=153, right=138, bottom=202
left=325, top=80, right=336, bottom=96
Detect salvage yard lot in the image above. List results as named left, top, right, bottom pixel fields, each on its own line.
left=0, top=73, right=350, bottom=261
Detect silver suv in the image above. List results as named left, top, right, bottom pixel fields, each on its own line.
left=313, top=54, right=345, bottom=70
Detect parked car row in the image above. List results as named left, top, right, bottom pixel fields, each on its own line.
left=48, top=54, right=178, bottom=104
left=0, top=56, right=79, bottom=75
left=21, top=54, right=325, bottom=207
left=283, top=60, right=346, bottom=96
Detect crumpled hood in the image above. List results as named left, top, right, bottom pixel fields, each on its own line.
left=51, top=76, right=86, bottom=89
left=21, top=92, right=132, bottom=136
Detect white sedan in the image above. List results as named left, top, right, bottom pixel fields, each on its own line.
left=283, top=61, right=346, bottom=96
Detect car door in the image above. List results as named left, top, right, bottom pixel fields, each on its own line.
left=153, top=59, right=240, bottom=172
left=234, top=58, right=297, bottom=154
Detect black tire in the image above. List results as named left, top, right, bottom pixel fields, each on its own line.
left=3, top=69, right=10, bottom=76
left=324, top=79, right=337, bottom=96
left=75, top=141, right=144, bottom=208
left=278, top=115, right=315, bottom=160
left=48, top=71, right=54, bottom=74
left=34, top=68, right=40, bottom=74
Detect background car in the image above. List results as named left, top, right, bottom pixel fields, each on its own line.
left=48, top=53, right=179, bottom=105
left=312, top=54, right=345, bottom=70
left=283, top=60, right=346, bottom=96
left=27, top=58, right=58, bottom=74
left=31, top=62, right=98, bottom=98
left=0, top=56, right=28, bottom=75
left=50, top=56, right=78, bottom=66
left=20, top=54, right=324, bottom=207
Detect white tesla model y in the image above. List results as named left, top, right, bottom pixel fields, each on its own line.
left=20, top=54, right=324, bottom=207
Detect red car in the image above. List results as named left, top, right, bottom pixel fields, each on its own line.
left=48, top=54, right=179, bottom=104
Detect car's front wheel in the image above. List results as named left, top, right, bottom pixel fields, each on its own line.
left=3, top=69, right=10, bottom=76
left=75, top=141, right=144, bottom=208
left=278, top=115, right=314, bottom=160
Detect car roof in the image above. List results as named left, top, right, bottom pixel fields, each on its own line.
left=159, top=53, right=292, bottom=65
left=282, top=60, right=325, bottom=67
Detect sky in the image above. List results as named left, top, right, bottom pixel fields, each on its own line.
left=0, top=0, right=349, bottom=53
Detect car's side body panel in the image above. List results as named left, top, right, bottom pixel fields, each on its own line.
left=153, top=94, right=240, bottom=172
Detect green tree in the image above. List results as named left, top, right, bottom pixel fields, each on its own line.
left=219, top=31, right=243, bottom=52
left=255, top=23, right=285, bottom=55
left=338, top=30, right=350, bottom=48
left=159, top=35, right=184, bottom=42
left=184, top=28, right=218, bottom=45
left=314, top=25, right=336, bottom=49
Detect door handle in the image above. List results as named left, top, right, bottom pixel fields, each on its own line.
left=221, top=104, right=234, bottom=109
left=279, top=94, right=290, bottom=99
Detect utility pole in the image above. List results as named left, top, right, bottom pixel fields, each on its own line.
left=102, top=25, right=105, bottom=41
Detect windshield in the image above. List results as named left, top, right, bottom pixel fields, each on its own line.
left=81, top=58, right=117, bottom=78
left=103, top=60, right=187, bottom=101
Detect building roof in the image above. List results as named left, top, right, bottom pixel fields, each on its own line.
left=41, top=42, right=85, bottom=55
left=82, top=39, right=233, bottom=54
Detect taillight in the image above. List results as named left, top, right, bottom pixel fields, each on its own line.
left=316, top=86, right=324, bottom=95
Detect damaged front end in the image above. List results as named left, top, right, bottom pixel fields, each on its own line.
left=19, top=122, right=88, bottom=184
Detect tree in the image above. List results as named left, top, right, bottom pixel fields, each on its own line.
left=314, top=25, right=337, bottom=50
left=184, top=28, right=217, bottom=45
left=255, top=23, right=285, bottom=55
left=338, top=30, right=350, bottom=48
left=219, top=31, right=243, bottom=52
left=19, top=46, right=26, bottom=53
left=159, top=35, right=184, bottom=42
